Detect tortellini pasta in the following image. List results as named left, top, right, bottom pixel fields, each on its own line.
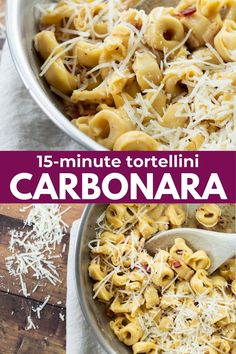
left=113, top=131, right=159, bottom=151
left=73, top=41, right=102, bottom=67
left=132, top=51, right=162, bottom=90
left=185, top=133, right=205, bottom=150
left=190, top=269, right=213, bottom=294
left=165, top=205, right=186, bottom=226
left=88, top=109, right=133, bottom=149
left=44, top=59, right=78, bottom=94
left=88, top=204, right=236, bottom=353
left=196, top=203, right=221, bottom=227
left=214, top=20, right=236, bottom=62
left=160, top=103, right=189, bottom=128
left=35, top=31, right=65, bottom=61
left=35, top=30, right=77, bottom=94
left=198, top=0, right=223, bottom=19
left=180, top=11, right=211, bottom=48
left=35, top=0, right=236, bottom=150
left=144, top=7, right=185, bottom=51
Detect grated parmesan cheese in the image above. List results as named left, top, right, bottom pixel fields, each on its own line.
left=35, top=0, right=236, bottom=150
left=25, top=315, right=37, bottom=331
left=59, top=312, right=65, bottom=321
left=5, top=205, right=68, bottom=297
left=32, top=295, right=51, bottom=319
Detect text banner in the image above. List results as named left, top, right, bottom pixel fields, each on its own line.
left=0, top=151, right=235, bottom=203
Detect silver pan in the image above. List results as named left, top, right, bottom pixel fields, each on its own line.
left=75, top=203, right=236, bottom=354
left=6, top=0, right=104, bottom=150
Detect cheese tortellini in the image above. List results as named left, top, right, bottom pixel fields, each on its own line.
left=196, top=203, right=222, bottom=227
left=88, top=203, right=236, bottom=353
left=144, top=7, right=185, bottom=51
left=214, top=20, right=236, bottom=61
left=35, top=0, right=236, bottom=150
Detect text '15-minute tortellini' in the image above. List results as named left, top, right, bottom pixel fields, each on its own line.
left=88, top=204, right=236, bottom=354
left=35, top=0, right=236, bottom=150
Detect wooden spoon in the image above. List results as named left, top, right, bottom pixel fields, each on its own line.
left=145, top=228, right=236, bottom=274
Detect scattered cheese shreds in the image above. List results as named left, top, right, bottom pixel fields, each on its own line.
left=59, top=313, right=65, bottom=321
left=5, top=205, right=68, bottom=297
left=32, top=295, right=51, bottom=319
left=25, top=315, right=37, bottom=331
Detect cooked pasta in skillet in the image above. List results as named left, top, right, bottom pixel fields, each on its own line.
left=35, top=0, right=236, bottom=150
left=88, top=204, right=236, bottom=353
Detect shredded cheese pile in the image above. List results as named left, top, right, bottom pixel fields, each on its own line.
left=6, top=205, right=69, bottom=297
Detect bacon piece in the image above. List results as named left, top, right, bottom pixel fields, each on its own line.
left=173, top=260, right=181, bottom=269
left=135, top=264, right=151, bottom=274
left=179, top=7, right=196, bottom=16
left=64, top=101, right=79, bottom=119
